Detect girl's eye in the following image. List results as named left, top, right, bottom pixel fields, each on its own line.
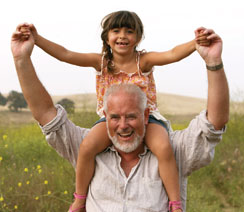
left=112, top=29, right=119, bottom=33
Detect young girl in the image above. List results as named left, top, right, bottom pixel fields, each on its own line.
left=20, top=11, right=208, bottom=212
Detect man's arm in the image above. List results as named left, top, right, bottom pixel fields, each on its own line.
left=11, top=25, right=57, bottom=126
left=195, top=27, right=229, bottom=129
left=171, top=28, right=229, bottom=177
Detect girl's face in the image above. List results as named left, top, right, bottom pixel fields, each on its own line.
left=107, top=27, right=139, bottom=55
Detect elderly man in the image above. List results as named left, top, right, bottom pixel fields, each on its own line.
left=11, top=26, right=229, bottom=212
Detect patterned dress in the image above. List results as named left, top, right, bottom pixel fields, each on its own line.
left=95, top=51, right=169, bottom=128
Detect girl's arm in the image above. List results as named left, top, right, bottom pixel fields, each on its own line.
left=141, top=39, right=196, bottom=71
left=20, top=23, right=101, bottom=71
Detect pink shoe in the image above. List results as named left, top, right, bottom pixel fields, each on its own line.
left=169, top=201, right=183, bottom=212
left=69, top=192, right=87, bottom=212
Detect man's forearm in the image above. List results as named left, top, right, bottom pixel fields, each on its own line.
left=14, top=57, right=56, bottom=125
left=206, top=66, right=229, bottom=130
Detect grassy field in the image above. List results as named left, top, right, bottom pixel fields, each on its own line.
left=0, top=94, right=243, bottom=211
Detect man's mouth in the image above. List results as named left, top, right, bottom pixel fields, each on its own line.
left=118, top=131, right=134, bottom=138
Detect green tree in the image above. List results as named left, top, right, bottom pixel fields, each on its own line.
left=7, top=90, right=27, bottom=112
left=0, top=92, right=7, bottom=106
left=57, top=98, right=75, bottom=114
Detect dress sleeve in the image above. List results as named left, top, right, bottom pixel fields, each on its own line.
left=170, top=110, right=226, bottom=177
left=40, top=104, right=90, bottom=169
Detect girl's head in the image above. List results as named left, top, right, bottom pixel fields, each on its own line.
left=101, top=11, right=144, bottom=73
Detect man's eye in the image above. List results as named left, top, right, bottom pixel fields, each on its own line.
left=126, top=115, right=136, bottom=120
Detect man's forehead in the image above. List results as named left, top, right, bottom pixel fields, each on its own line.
left=108, top=91, right=138, bottom=103
left=107, top=92, right=140, bottom=113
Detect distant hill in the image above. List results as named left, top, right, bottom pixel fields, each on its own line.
left=52, top=92, right=207, bottom=115
left=1, top=92, right=243, bottom=126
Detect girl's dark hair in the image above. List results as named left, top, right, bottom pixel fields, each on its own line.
left=101, top=10, right=144, bottom=73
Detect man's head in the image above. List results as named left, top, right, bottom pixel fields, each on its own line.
left=103, top=84, right=149, bottom=153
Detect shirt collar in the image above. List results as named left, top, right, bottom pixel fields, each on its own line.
left=106, top=145, right=149, bottom=157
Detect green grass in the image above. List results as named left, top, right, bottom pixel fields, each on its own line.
left=0, top=111, right=243, bottom=211
left=186, top=113, right=244, bottom=212
left=0, top=124, right=74, bottom=211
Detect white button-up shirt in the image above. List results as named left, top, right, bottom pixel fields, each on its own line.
left=41, top=105, right=225, bottom=212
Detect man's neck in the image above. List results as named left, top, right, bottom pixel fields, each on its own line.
left=116, top=143, right=145, bottom=177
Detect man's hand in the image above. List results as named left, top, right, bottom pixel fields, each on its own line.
left=195, top=27, right=223, bottom=66
left=18, top=23, right=39, bottom=42
left=11, top=23, right=34, bottom=60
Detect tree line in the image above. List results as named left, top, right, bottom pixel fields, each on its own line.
left=0, top=91, right=75, bottom=113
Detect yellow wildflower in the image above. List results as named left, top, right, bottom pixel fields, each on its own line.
left=24, top=168, right=28, bottom=172
left=26, top=181, right=30, bottom=185
left=0, top=156, right=2, bottom=161
left=4, top=144, right=8, bottom=148
left=44, top=180, right=48, bottom=185
left=0, top=195, right=4, bottom=202
left=47, top=191, right=51, bottom=195
left=14, top=205, right=18, bottom=209
left=2, top=135, right=7, bottom=140
left=36, top=165, right=41, bottom=170
left=18, top=182, right=22, bottom=187
left=35, top=196, right=39, bottom=200
left=38, top=169, right=42, bottom=174
left=64, top=190, right=68, bottom=195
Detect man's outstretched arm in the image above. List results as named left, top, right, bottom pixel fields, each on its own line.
left=11, top=24, right=57, bottom=126
left=195, top=27, right=229, bottom=129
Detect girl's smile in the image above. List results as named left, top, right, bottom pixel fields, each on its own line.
left=107, top=27, right=138, bottom=54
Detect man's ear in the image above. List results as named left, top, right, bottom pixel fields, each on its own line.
left=144, top=108, right=150, bottom=125
left=103, top=110, right=107, bottom=118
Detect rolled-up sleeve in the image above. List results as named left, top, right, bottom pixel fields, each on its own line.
left=171, top=110, right=226, bottom=177
left=40, top=104, right=90, bottom=169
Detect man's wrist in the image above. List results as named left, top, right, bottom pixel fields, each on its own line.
left=14, top=56, right=31, bottom=67
left=206, top=62, right=224, bottom=71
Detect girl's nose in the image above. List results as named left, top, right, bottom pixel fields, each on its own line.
left=119, top=30, right=126, bottom=39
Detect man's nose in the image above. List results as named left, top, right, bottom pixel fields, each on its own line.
left=118, top=117, right=128, bottom=129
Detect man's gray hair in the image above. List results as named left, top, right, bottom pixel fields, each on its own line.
left=103, top=84, right=147, bottom=112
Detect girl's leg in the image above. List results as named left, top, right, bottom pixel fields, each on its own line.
left=145, top=123, right=182, bottom=212
left=70, top=121, right=111, bottom=211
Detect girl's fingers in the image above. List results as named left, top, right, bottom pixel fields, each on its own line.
left=16, top=23, right=29, bottom=31
left=20, top=26, right=30, bottom=33
left=196, top=39, right=211, bottom=46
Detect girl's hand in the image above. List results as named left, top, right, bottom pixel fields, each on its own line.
left=196, top=30, right=211, bottom=47
left=195, top=27, right=223, bottom=66
left=17, top=23, right=38, bottom=43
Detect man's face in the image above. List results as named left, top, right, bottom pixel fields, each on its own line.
left=104, top=91, right=149, bottom=153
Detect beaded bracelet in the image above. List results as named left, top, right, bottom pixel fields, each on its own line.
left=206, top=62, right=223, bottom=71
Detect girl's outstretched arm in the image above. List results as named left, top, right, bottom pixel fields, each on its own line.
left=140, top=39, right=196, bottom=71
left=19, top=23, right=101, bottom=71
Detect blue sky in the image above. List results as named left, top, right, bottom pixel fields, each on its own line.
left=1, top=0, right=243, bottom=100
